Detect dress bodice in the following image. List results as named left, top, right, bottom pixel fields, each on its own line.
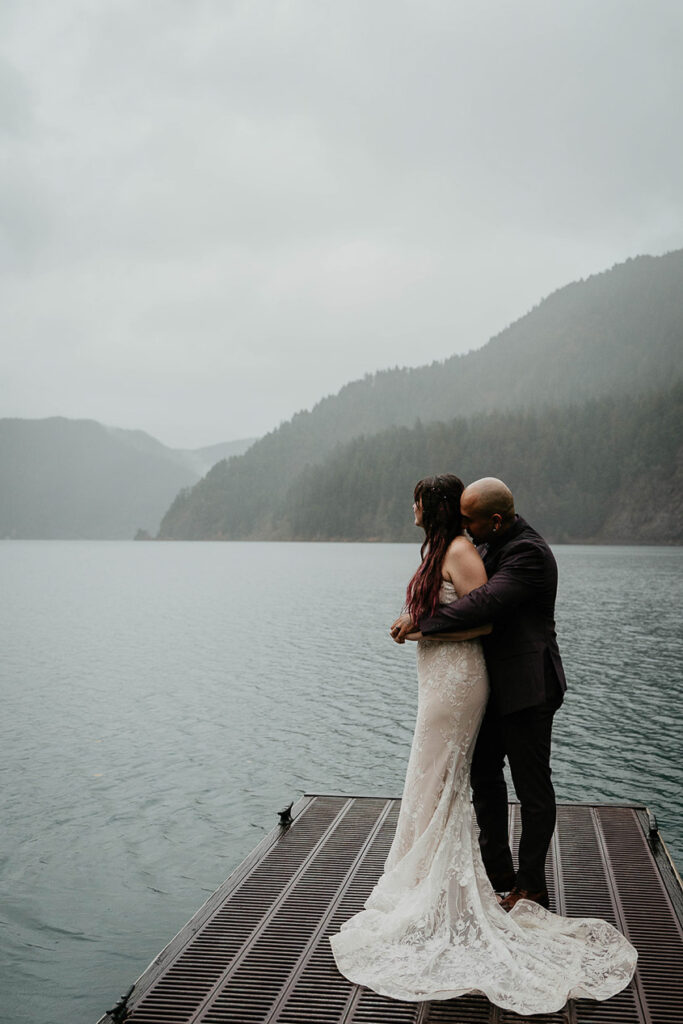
left=418, top=578, right=468, bottom=648
left=439, top=578, right=458, bottom=603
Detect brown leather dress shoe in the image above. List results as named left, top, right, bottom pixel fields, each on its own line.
left=499, top=886, right=550, bottom=912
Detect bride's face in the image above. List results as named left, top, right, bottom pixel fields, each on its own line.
left=413, top=499, right=423, bottom=527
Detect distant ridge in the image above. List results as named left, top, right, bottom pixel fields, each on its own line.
left=104, top=427, right=256, bottom=478
left=0, top=418, right=254, bottom=539
left=159, top=249, right=683, bottom=541
left=183, top=438, right=257, bottom=476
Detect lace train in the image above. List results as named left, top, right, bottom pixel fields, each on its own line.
left=330, top=588, right=637, bottom=1014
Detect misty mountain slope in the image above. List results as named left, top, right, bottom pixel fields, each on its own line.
left=0, top=419, right=258, bottom=539
left=0, top=419, right=190, bottom=539
left=0, top=418, right=202, bottom=539
left=274, top=383, right=683, bottom=544
left=106, top=427, right=256, bottom=476
left=183, top=438, right=258, bottom=476
left=159, top=249, right=683, bottom=540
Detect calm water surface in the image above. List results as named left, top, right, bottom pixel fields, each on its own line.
left=1, top=542, right=681, bottom=1024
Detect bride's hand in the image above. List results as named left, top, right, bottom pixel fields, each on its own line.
left=390, top=613, right=416, bottom=644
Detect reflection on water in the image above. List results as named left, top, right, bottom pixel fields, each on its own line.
left=1, top=541, right=681, bottom=1024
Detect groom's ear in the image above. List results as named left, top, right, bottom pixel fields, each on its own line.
left=491, top=513, right=502, bottom=533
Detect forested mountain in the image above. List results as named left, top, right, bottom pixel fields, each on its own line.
left=276, top=384, right=683, bottom=544
left=159, top=250, right=683, bottom=540
left=0, top=418, right=253, bottom=539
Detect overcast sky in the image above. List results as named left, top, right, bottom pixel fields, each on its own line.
left=1, top=1, right=681, bottom=448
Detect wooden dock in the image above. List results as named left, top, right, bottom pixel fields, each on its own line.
left=99, top=796, right=683, bottom=1023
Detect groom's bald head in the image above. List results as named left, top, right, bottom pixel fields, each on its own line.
left=464, top=478, right=515, bottom=519
left=460, top=478, right=515, bottom=543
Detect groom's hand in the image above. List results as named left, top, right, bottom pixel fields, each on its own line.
left=390, top=614, right=416, bottom=643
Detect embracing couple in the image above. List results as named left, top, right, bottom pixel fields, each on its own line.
left=330, top=475, right=637, bottom=1014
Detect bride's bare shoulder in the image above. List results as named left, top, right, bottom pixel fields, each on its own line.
left=449, top=534, right=475, bottom=551
left=445, top=534, right=479, bottom=561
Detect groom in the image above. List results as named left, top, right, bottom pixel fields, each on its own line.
left=391, top=477, right=566, bottom=910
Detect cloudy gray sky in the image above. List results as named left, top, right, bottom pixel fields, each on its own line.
left=1, top=0, right=681, bottom=448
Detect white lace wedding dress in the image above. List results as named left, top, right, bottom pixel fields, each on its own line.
left=329, top=581, right=638, bottom=1014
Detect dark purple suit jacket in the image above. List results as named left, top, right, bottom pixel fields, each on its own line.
left=420, top=516, right=566, bottom=716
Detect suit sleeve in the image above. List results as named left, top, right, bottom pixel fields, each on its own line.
left=419, top=541, right=547, bottom=634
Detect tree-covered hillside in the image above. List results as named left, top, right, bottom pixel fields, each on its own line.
left=276, top=384, right=682, bottom=544
left=159, top=250, right=683, bottom=540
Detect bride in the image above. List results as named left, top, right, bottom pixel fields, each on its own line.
left=329, top=474, right=637, bottom=1014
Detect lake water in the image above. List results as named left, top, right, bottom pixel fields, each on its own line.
left=1, top=541, right=681, bottom=1024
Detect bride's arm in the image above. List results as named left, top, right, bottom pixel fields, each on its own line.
left=413, top=536, right=492, bottom=640
left=402, top=538, right=494, bottom=640
left=391, top=536, right=491, bottom=644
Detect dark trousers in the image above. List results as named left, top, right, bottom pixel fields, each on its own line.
left=470, top=699, right=560, bottom=892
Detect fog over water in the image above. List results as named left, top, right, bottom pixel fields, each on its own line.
left=2, top=1, right=683, bottom=446
left=1, top=541, right=681, bottom=1024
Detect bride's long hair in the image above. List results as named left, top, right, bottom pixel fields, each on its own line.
left=405, top=474, right=465, bottom=623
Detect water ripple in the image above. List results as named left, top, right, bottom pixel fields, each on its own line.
left=0, top=541, right=681, bottom=1024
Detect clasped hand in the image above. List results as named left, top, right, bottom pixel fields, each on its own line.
left=390, top=613, right=420, bottom=643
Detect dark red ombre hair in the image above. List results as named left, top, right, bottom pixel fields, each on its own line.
left=405, top=474, right=465, bottom=623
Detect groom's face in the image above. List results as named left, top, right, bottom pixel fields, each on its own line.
left=460, top=494, right=496, bottom=544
